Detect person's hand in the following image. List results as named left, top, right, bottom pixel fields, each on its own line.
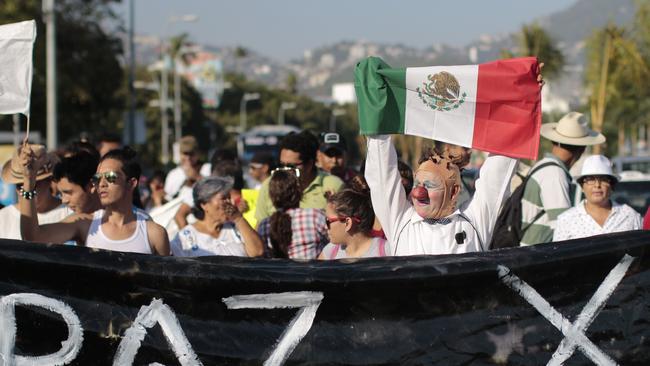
left=236, top=197, right=249, bottom=214
left=150, top=185, right=166, bottom=206
left=223, top=199, right=243, bottom=222
left=18, top=141, right=37, bottom=188
left=537, top=62, right=545, bottom=88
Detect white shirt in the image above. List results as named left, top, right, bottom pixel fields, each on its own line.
left=0, top=204, right=73, bottom=240
left=553, top=200, right=642, bottom=241
left=170, top=223, right=247, bottom=257
left=365, top=135, right=517, bottom=255
left=85, top=209, right=153, bottom=254
left=163, top=163, right=211, bottom=201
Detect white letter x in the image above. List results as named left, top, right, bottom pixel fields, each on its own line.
left=498, top=254, right=635, bottom=366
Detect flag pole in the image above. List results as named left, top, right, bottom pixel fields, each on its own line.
left=43, top=0, right=57, bottom=150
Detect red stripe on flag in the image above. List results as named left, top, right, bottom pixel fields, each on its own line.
left=473, top=57, right=541, bottom=160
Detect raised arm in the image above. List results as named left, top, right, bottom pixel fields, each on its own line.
left=364, top=135, right=411, bottom=246
left=225, top=200, right=264, bottom=257
left=18, top=144, right=86, bottom=244
left=465, top=154, right=518, bottom=249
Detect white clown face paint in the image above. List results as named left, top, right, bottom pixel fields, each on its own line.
left=0, top=293, right=84, bottom=366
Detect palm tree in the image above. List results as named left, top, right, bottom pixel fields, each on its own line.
left=286, top=72, right=298, bottom=94
left=234, top=46, right=248, bottom=75
left=585, top=23, right=649, bottom=154
left=510, top=23, right=565, bottom=80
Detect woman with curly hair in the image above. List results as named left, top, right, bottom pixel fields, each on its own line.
left=257, top=168, right=329, bottom=259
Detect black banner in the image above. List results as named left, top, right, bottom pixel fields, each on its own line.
left=0, top=231, right=649, bottom=365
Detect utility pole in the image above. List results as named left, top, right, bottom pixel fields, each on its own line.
left=43, top=0, right=57, bottom=149
left=329, top=108, right=345, bottom=132
left=127, top=0, right=136, bottom=145
left=174, top=62, right=181, bottom=142
left=161, top=55, right=170, bottom=164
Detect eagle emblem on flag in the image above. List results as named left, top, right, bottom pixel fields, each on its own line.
left=416, top=71, right=467, bottom=111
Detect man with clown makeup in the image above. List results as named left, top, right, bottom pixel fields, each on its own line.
left=365, top=135, right=517, bottom=255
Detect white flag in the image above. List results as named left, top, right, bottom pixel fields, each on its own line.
left=0, top=20, right=36, bottom=116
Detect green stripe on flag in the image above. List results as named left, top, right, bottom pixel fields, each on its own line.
left=354, top=57, right=406, bottom=135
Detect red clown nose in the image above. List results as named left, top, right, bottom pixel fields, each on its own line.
left=411, top=186, right=428, bottom=201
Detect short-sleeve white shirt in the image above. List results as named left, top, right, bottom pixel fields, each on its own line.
left=553, top=200, right=642, bottom=241
left=170, top=223, right=247, bottom=257
left=0, top=204, right=73, bottom=240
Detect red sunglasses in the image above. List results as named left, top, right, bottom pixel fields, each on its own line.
left=325, top=216, right=360, bottom=229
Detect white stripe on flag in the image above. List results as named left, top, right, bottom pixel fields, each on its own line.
left=404, top=65, right=478, bottom=147
left=0, top=20, right=36, bottom=116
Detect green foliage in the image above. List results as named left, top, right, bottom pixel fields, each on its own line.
left=584, top=1, right=650, bottom=156
left=510, top=23, right=565, bottom=80
left=0, top=0, right=124, bottom=146
left=285, top=72, right=298, bottom=94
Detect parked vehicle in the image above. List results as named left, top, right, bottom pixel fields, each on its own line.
left=237, top=124, right=301, bottom=163
left=612, top=156, right=650, bottom=174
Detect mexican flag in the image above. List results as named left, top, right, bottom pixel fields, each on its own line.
left=355, top=56, right=541, bottom=160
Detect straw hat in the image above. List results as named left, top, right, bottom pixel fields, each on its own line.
left=1, top=144, right=59, bottom=184
left=576, top=155, right=619, bottom=183
left=540, top=112, right=605, bottom=146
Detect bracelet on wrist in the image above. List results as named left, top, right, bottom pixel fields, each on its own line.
left=19, top=187, right=38, bottom=200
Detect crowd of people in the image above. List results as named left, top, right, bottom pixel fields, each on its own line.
left=0, top=108, right=646, bottom=260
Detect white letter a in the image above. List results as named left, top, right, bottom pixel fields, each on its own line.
left=112, top=298, right=202, bottom=366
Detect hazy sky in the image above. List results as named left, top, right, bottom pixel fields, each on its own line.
left=119, top=0, right=577, bottom=61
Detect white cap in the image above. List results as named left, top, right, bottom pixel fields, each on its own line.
left=577, top=155, right=619, bottom=183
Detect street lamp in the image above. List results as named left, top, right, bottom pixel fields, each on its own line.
left=329, top=108, right=346, bottom=132
left=168, top=15, right=199, bottom=143
left=239, top=93, right=261, bottom=133
left=147, top=60, right=172, bottom=164
left=278, top=102, right=297, bottom=126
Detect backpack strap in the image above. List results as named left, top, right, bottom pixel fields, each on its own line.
left=520, top=161, right=572, bottom=230
left=457, top=213, right=484, bottom=251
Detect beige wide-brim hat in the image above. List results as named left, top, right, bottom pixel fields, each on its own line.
left=1, top=144, right=59, bottom=184
left=540, top=112, right=606, bottom=146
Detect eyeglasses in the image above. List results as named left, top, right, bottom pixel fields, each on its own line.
left=91, top=171, right=120, bottom=186
left=582, top=176, right=613, bottom=186
left=279, top=161, right=303, bottom=170
left=325, top=215, right=360, bottom=229
left=249, top=163, right=264, bottom=170
left=271, top=166, right=301, bottom=178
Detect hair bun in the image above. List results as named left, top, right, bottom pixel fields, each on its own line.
left=348, top=174, right=371, bottom=196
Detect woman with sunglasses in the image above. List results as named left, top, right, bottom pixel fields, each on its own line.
left=553, top=155, right=641, bottom=241
left=19, top=144, right=170, bottom=255
left=170, top=176, right=264, bottom=257
left=257, top=168, right=329, bottom=259
left=318, top=185, right=389, bottom=260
